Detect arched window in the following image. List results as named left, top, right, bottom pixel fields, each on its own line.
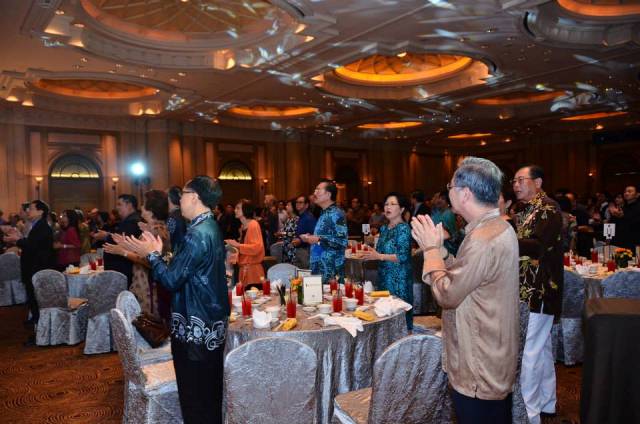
left=218, top=161, right=253, bottom=181
left=50, top=154, right=101, bottom=179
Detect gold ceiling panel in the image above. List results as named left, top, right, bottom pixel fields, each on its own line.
left=228, top=105, right=319, bottom=118
left=82, top=0, right=277, bottom=41
left=560, top=111, right=628, bottom=121
left=357, top=121, right=423, bottom=130
left=34, top=79, right=158, bottom=99
left=334, top=53, right=473, bottom=86
left=473, top=91, right=566, bottom=106
left=557, top=0, right=640, bottom=17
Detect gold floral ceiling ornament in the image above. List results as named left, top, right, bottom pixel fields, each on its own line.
left=447, top=132, right=493, bottom=139
left=228, top=105, right=319, bottom=118
left=557, top=0, right=640, bottom=17
left=357, top=121, right=423, bottom=130
left=473, top=90, right=567, bottom=106
left=560, top=111, right=628, bottom=121
left=334, top=53, right=473, bottom=86
left=33, top=79, right=158, bottom=100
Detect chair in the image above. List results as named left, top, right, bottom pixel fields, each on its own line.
left=116, top=290, right=172, bottom=365
left=269, top=241, right=284, bottom=262
left=83, top=271, right=127, bottom=354
left=512, top=301, right=531, bottom=424
left=262, top=256, right=278, bottom=274
left=33, top=269, right=88, bottom=346
left=601, top=270, right=640, bottom=299
left=333, top=334, right=452, bottom=424
left=0, top=252, right=26, bottom=306
left=110, top=309, right=182, bottom=424
left=552, top=270, right=585, bottom=365
left=293, top=246, right=310, bottom=269
left=224, top=337, right=317, bottom=424
left=266, top=263, right=298, bottom=285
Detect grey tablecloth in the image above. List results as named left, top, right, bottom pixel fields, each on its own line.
left=226, top=297, right=407, bottom=424
left=65, top=271, right=102, bottom=297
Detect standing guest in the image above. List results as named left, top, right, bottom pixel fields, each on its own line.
left=346, top=197, right=366, bottom=237
left=262, top=194, right=279, bottom=249
left=499, top=192, right=517, bottom=230
left=410, top=190, right=430, bottom=217
left=3, top=200, right=56, bottom=344
left=610, top=185, right=640, bottom=250
left=512, top=165, right=563, bottom=424
left=93, top=194, right=141, bottom=286
left=368, top=202, right=386, bottom=230
left=293, top=194, right=318, bottom=247
left=566, top=192, right=593, bottom=256
left=301, top=179, right=348, bottom=284
left=76, top=210, right=92, bottom=254
left=225, top=199, right=265, bottom=286
left=122, top=176, right=229, bottom=424
left=281, top=199, right=299, bottom=264
left=412, top=157, right=519, bottom=424
left=277, top=200, right=288, bottom=233
left=361, top=192, right=413, bottom=330
left=167, top=186, right=187, bottom=249
left=431, top=190, right=462, bottom=256
left=53, top=209, right=81, bottom=271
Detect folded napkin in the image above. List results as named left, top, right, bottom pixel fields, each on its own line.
left=363, top=281, right=374, bottom=293
left=79, top=265, right=90, bottom=275
left=323, top=316, right=364, bottom=337
left=574, top=265, right=590, bottom=276
left=374, top=297, right=413, bottom=317
left=252, top=309, right=272, bottom=329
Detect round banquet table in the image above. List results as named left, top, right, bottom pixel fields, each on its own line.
left=64, top=270, right=103, bottom=297
left=226, top=295, right=408, bottom=424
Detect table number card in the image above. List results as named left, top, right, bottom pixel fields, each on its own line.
left=297, top=269, right=312, bottom=278
left=362, top=223, right=370, bottom=235
left=604, top=223, right=615, bottom=239
left=303, top=275, right=323, bottom=305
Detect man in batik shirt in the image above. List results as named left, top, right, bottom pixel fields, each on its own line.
left=301, top=179, right=348, bottom=284
left=512, top=165, right=563, bottom=424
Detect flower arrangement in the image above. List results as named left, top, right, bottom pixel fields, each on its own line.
left=614, top=248, right=633, bottom=268
left=290, top=277, right=304, bottom=304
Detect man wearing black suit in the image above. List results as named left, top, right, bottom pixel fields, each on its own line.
left=93, top=194, right=141, bottom=286
left=4, top=200, right=55, bottom=328
left=411, top=190, right=430, bottom=217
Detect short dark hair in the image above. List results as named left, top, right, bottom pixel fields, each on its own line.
left=521, top=164, right=544, bottom=180
left=383, top=192, right=411, bottom=214
left=118, top=194, right=138, bottom=210
left=319, top=178, right=337, bottom=201
left=237, top=199, right=255, bottom=218
left=143, top=190, right=169, bottom=221
left=411, top=190, right=425, bottom=203
left=185, top=175, right=222, bottom=209
left=287, top=198, right=298, bottom=216
left=167, top=186, right=182, bottom=207
left=556, top=195, right=572, bottom=213
left=296, top=194, right=309, bottom=205
left=31, top=200, right=49, bottom=218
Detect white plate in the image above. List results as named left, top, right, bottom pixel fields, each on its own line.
left=302, top=306, right=316, bottom=313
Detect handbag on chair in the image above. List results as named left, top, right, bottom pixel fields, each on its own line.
left=132, top=313, right=170, bottom=348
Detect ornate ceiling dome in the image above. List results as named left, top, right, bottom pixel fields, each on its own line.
left=33, top=78, right=158, bottom=99
left=557, top=0, right=640, bottom=18
left=228, top=105, right=318, bottom=118
left=334, top=53, right=473, bottom=86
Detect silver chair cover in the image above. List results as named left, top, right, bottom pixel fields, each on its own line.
left=0, top=252, right=26, bottom=306
left=333, top=334, right=452, bottom=424
left=266, top=263, right=298, bottom=284
left=33, top=269, right=88, bottom=346
left=110, top=308, right=182, bottom=423
left=116, top=290, right=172, bottom=365
left=601, top=270, right=640, bottom=299
left=552, top=270, right=585, bottom=365
left=269, top=241, right=284, bottom=262
left=512, top=302, right=530, bottom=424
left=224, top=337, right=317, bottom=424
left=83, top=271, right=127, bottom=354
left=293, top=247, right=310, bottom=269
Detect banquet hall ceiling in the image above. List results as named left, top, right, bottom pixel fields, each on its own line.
left=1, top=0, right=640, bottom=146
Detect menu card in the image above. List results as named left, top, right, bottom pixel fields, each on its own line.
left=303, top=275, right=323, bottom=305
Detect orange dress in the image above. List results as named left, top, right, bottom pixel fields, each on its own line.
left=237, top=220, right=265, bottom=284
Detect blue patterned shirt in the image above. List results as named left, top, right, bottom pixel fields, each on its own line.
left=310, top=203, right=348, bottom=283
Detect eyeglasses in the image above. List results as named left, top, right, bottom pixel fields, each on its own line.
left=510, top=177, right=533, bottom=185
left=384, top=202, right=399, bottom=207
left=446, top=183, right=461, bottom=191
left=182, top=189, right=196, bottom=194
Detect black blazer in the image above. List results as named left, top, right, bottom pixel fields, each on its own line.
left=16, top=218, right=55, bottom=282
left=104, top=212, right=142, bottom=285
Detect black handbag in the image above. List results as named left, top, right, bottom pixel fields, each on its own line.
left=132, top=313, right=170, bottom=348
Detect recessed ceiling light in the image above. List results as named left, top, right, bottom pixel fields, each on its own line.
left=396, top=52, right=407, bottom=58
left=304, top=36, right=314, bottom=42
left=115, top=64, right=122, bottom=68
left=80, top=57, right=88, bottom=63
left=73, top=22, right=85, bottom=28
left=178, top=72, right=187, bottom=77
left=55, top=9, right=64, bottom=15
left=169, top=78, right=178, bottom=83
left=479, top=140, right=487, bottom=146
left=448, top=132, right=492, bottom=139
left=595, top=123, right=604, bottom=130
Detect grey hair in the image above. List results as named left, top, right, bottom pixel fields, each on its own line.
left=452, top=157, right=503, bottom=206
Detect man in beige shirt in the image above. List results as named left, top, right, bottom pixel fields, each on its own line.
left=412, top=157, right=520, bottom=424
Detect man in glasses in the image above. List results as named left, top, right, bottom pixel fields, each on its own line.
left=512, top=164, right=563, bottom=424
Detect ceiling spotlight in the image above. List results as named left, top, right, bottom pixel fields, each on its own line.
left=80, top=57, right=88, bottom=63
left=595, top=123, right=604, bottom=130
left=480, top=140, right=487, bottom=146
left=304, top=36, right=315, bottom=42
left=178, top=72, right=187, bottom=77
left=55, top=9, right=64, bottom=15
left=396, top=52, right=407, bottom=58
left=130, top=162, right=146, bottom=177
left=73, top=22, right=85, bottom=28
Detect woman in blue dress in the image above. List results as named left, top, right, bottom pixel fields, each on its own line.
left=361, top=192, right=414, bottom=330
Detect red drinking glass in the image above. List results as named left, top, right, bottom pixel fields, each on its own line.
left=329, top=279, right=338, bottom=294
left=355, top=286, right=364, bottom=306
left=357, top=242, right=362, bottom=251
left=235, top=282, right=244, bottom=296
left=591, top=249, right=599, bottom=264
left=241, top=297, right=252, bottom=317
left=345, top=281, right=353, bottom=298
left=286, top=299, right=297, bottom=318
left=263, top=279, right=271, bottom=296
left=351, top=245, right=356, bottom=254
left=332, top=292, right=342, bottom=313
left=563, top=254, right=570, bottom=267
left=96, top=258, right=103, bottom=267
left=575, top=257, right=583, bottom=265
left=89, top=261, right=97, bottom=271
left=607, top=260, right=616, bottom=272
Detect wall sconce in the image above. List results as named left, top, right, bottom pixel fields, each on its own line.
left=111, top=176, right=119, bottom=203
left=263, top=178, right=269, bottom=184
left=367, top=181, right=373, bottom=185
left=35, top=176, right=43, bottom=200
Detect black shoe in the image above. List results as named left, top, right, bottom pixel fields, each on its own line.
left=23, top=335, right=36, bottom=347
left=23, top=318, right=34, bottom=326
left=541, top=412, right=557, bottom=419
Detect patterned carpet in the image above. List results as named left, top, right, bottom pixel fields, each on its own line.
left=0, top=307, right=580, bottom=423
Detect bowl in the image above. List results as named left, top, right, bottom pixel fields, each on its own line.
left=317, top=304, right=332, bottom=314
left=302, top=306, right=316, bottom=313
left=344, top=298, right=358, bottom=311
left=247, top=290, right=258, bottom=300
left=322, top=285, right=331, bottom=293
left=265, top=306, right=281, bottom=320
